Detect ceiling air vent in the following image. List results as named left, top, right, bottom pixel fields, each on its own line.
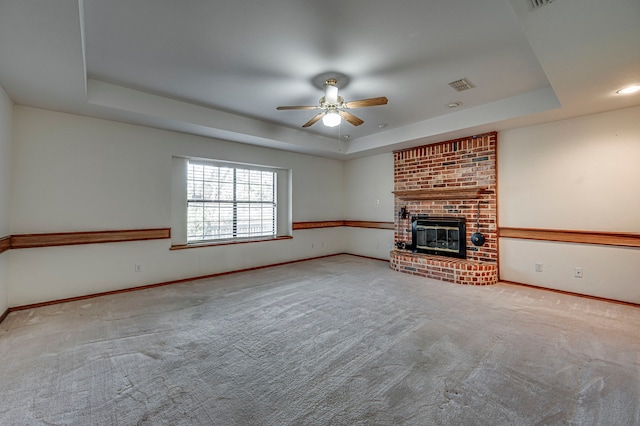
left=529, top=0, right=554, bottom=10
left=448, top=78, right=476, bottom=92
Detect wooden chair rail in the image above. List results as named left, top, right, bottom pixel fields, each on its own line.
left=10, top=228, right=171, bottom=249
left=0, top=236, right=10, bottom=254
left=499, top=227, right=640, bottom=248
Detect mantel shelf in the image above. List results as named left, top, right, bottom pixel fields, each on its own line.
left=392, top=187, right=489, bottom=200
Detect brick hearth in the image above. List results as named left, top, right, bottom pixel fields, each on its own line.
left=390, top=250, right=498, bottom=285
left=391, top=133, right=498, bottom=285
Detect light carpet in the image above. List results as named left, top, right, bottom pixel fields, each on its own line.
left=1, top=254, right=639, bottom=425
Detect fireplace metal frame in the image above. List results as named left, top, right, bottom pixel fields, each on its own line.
left=411, top=215, right=466, bottom=259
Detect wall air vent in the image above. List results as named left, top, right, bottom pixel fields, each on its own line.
left=529, top=0, right=554, bottom=10
left=448, top=78, right=476, bottom=92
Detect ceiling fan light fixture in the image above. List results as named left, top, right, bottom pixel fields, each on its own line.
left=277, top=78, right=386, bottom=128
left=322, top=111, right=341, bottom=127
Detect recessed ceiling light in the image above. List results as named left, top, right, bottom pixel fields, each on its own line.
left=448, top=102, right=462, bottom=108
left=617, top=85, right=640, bottom=95
left=378, top=123, right=388, bottom=129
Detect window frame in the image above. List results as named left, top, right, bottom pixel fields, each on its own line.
left=186, top=160, right=278, bottom=244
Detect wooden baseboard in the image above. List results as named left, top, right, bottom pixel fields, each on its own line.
left=347, top=253, right=390, bottom=263
left=8, top=253, right=347, bottom=312
left=7, top=257, right=638, bottom=318
left=501, top=280, right=640, bottom=309
left=0, top=308, right=9, bottom=324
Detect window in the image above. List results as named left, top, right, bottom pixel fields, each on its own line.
left=186, top=161, right=277, bottom=243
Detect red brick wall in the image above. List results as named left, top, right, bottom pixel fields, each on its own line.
left=394, top=133, right=497, bottom=263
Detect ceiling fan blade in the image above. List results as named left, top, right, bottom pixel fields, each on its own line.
left=276, top=105, right=320, bottom=110
left=344, top=97, right=388, bottom=109
left=338, top=110, right=364, bottom=126
left=302, top=112, right=324, bottom=127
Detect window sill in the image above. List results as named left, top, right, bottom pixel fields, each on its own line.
left=170, top=235, right=292, bottom=250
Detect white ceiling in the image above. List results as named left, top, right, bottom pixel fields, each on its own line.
left=0, top=0, right=638, bottom=159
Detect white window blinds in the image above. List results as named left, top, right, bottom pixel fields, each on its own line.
left=187, top=161, right=277, bottom=242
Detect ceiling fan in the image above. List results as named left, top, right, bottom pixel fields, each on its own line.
left=276, top=79, right=388, bottom=128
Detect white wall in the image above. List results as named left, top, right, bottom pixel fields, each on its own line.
left=343, top=153, right=395, bottom=260
left=9, top=106, right=346, bottom=306
left=499, top=106, right=640, bottom=303
left=0, top=85, right=12, bottom=314
left=8, top=104, right=640, bottom=307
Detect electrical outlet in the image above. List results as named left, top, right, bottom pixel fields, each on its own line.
left=135, top=264, right=142, bottom=272
left=535, top=262, right=543, bottom=272
left=574, top=267, right=583, bottom=278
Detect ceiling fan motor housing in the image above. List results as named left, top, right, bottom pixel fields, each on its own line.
left=323, top=79, right=341, bottom=106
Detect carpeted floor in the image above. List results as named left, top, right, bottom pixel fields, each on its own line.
left=1, top=254, right=639, bottom=425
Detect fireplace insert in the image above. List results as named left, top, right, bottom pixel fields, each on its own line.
left=411, top=216, right=466, bottom=259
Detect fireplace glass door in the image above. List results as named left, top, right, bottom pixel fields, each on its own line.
left=416, top=226, right=460, bottom=253
left=412, top=216, right=466, bottom=259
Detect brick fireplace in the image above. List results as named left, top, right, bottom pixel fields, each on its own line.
left=390, top=133, right=498, bottom=285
